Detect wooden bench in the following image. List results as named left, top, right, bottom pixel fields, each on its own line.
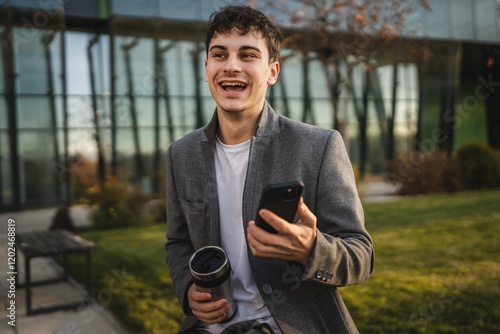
left=15, top=229, right=95, bottom=315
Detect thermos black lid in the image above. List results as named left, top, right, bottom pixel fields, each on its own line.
left=190, top=247, right=226, bottom=273
left=189, top=246, right=231, bottom=288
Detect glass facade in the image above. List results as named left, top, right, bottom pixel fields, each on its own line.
left=404, top=0, right=499, bottom=43
left=1, top=0, right=498, bottom=211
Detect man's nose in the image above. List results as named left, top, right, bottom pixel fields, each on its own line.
left=223, top=55, right=241, bottom=72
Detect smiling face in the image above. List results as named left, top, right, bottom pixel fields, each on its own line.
left=205, top=27, right=279, bottom=119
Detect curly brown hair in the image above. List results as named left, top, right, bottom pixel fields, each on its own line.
left=205, top=5, right=282, bottom=63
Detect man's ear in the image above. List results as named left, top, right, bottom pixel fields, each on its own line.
left=204, top=59, right=208, bottom=82
left=267, top=61, right=280, bottom=85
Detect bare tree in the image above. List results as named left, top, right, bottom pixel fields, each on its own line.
left=268, top=0, right=430, bottom=177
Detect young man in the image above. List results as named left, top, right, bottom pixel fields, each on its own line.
left=165, top=5, right=374, bottom=334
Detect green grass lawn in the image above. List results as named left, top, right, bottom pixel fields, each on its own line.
left=71, top=224, right=184, bottom=333
left=68, top=190, right=500, bottom=333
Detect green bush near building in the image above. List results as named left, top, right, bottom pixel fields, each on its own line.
left=66, top=190, right=500, bottom=333
left=81, top=177, right=154, bottom=229
left=456, top=141, right=500, bottom=190
left=386, top=150, right=463, bottom=195
left=387, top=141, right=500, bottom=195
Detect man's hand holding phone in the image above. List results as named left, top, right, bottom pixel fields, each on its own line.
left=247, top=197, right=317, bottom=265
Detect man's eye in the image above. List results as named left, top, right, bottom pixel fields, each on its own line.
left=242, top=54, right=256, bottom=58
left=212, top=53, right=225, bottom=58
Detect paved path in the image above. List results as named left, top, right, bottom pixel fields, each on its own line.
left=0, top=206, right=128, bottom=334
left=360, top=180, right=401, bottom=203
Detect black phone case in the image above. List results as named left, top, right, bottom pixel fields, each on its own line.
left=255, top=181, right=304, bottom=234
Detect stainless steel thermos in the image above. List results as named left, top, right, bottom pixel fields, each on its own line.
left=189, top=245, right=237, bottom=322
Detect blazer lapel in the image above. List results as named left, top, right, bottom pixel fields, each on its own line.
left=199, top=140, right=220, bottom=246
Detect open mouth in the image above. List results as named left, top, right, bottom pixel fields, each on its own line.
left=221, top=81, right=247, bottom=92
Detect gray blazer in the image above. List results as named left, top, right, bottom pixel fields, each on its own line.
left=165, top=101, right=374, bottom=334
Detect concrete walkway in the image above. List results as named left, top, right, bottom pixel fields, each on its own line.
left=359, top=179, right=401, bottom=203
left=0, top=205, right=129, bottom=334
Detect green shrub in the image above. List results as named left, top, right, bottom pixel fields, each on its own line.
left=456, top=141, right=500, bottom=190
left=82, top=177, right=152, bottom=229
left=386, top=150, right=462, bottom=195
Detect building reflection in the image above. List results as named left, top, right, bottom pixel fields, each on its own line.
left=1, top=0, right=498, bottom=211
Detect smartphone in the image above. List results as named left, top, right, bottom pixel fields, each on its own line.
left=255, top=181, right=304, bottom=234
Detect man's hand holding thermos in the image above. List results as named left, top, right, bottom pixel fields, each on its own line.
left=188, top=246, right=237, bottom=324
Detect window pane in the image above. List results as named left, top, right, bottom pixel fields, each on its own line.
left=395, top=64, right=418, bottom=124
left=10, top=0, right=62, bottom=10
left=158, top=0, right=220, bottom=21
left=67, top=32, right=109, bottom=96
left=1, top=130, right=13, bottom=205
left=474, top=0, right=499, bottom=42
left=16, top=96, right=51, bottom=128
left=0, top=97, right=6, bottom=129
left=160, top=0, right=202, bottom=20
left=282, top=54, right=303, bottom=99
left=113, top=96, right=155, bottom=127
left=115, top=36, right=154, bottom=96
left=404, top=6, right=425, bottom=37
left=15, top=28, right=46, bottom=94
left=112, top=0, right=157, bottom=17
left=312, top=98, right=334, bottom=129
left=0, top=39, right=4, bottom=94
left=67, top=95, right=94, bottom=128
left=18, top=129, right=55, bottom=156
left=68, top=129, right=97, bottom=159
left=424, top=0, right=450, bottom=39
left=12, top=29, right=62, bottom=94
left=164, top=41, right=200, bottom=98
left=310, top=59, right=329, bottom=99
left=65, top=0, right=99, bottom=18
left=450, top=0, right=474, bottom=40
left=66, top=32, right=91, bottom=95
left=20, top=150, right=61, bottom=203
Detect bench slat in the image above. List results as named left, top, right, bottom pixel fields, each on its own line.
left=18, top=230, right=95, bottom=258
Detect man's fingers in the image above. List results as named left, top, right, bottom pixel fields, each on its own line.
left=188, top=284, right=229, bottom=324
left=297, top=197, right=317, bottom=229
left=247, top=198, right=317, bottom=264
left=258, top=198, right=316, bottom=233
left=247, top=221, right=293, bottom=259
left=258, top=208, right=292, bottom=234
left=247, top=221, right=276, bottom=256
left=191, top=299, right=229, bottom=324
left=193, top=309, right=226, bottom=324
left=188, top=283, right=212, bottom=302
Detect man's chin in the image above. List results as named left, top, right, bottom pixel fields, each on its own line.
left=219, top=104, right=245, bottom=114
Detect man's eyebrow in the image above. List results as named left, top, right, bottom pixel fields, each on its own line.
left=208, top=45, right=262, bottom=53
left=239, top=45, right=261, bottom=53
left=209, top=45, right=227, bottom=52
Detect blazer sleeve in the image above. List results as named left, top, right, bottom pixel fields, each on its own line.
left=164, top=145, right=195, bottom=316
left=302, top=131, right=375, bottom=286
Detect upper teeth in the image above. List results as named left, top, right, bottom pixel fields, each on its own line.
left=222, top=82, right=246, bottom=87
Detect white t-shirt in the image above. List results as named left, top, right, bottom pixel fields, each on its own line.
left=203, top=137, right=280, bottom=333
